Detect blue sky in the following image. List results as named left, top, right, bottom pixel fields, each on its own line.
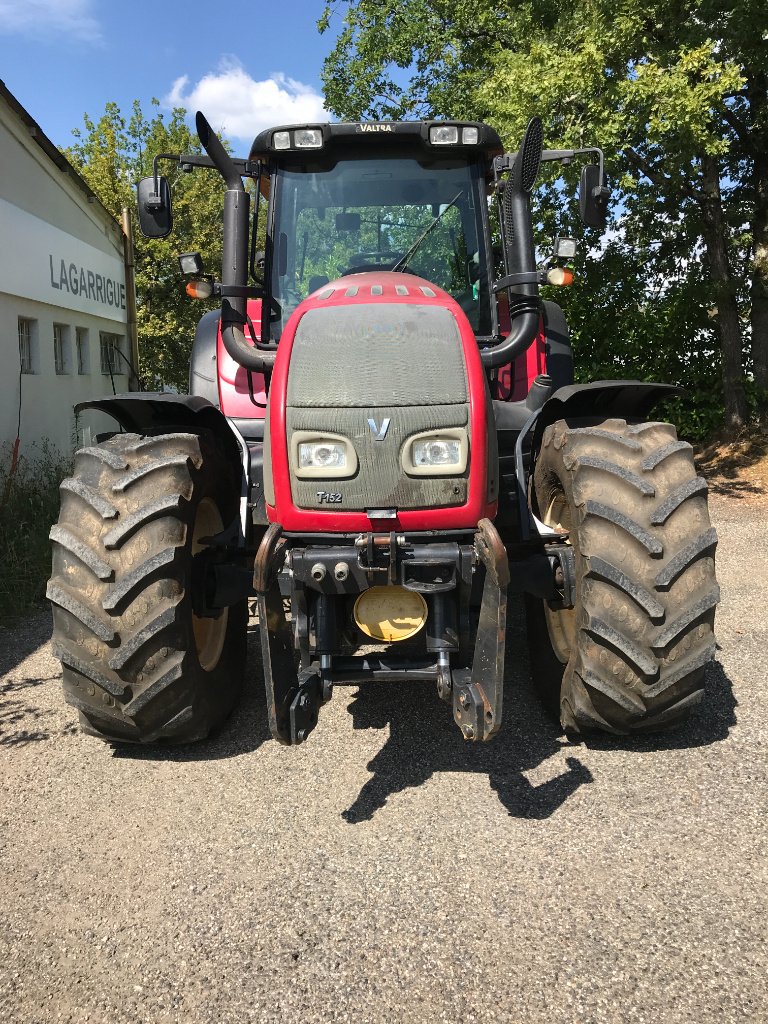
left=0, top=0, right=341, bottom=153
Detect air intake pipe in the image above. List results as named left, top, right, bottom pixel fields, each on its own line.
left=196, top=112, right=277, bottom=372
left=481, top=117, right=543, bottom=370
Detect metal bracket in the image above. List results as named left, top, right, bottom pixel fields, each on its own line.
left=436, top=651, right=453, bottom=703
left=254, top=525, right=304, bottom=745
left=289, top=667, right=323, bottom=744
left=545, top=543, right=576, bottom=609
left=452, top=671, right=487, bottom=739
left=451, top=519, right=509, bottom=741
left=253, top=523, right=284, bottom=593
left=513, top=408, right=541, bottom=543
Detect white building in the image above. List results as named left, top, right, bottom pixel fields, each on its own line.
left=0, top=81, right=137, bottom=457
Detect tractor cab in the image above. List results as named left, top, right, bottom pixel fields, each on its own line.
left=181, top=118, right=582, bottom=445
left=249, top=121, right=502, bottom=343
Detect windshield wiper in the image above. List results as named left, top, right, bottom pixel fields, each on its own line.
left=390, top=190, right=464, bottom=273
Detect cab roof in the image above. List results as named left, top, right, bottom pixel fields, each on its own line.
left=249, top=120, right=504, bottom=163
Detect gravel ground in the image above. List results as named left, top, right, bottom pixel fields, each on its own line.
left=0, top=493, right=766, bottom=1024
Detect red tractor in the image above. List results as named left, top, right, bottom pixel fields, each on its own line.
left=48, top=114, right=719, bottom=745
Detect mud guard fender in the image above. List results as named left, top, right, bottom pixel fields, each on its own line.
left=515, top=380, right=683, bottom=540
left=75, top=392, right=249, bottom=539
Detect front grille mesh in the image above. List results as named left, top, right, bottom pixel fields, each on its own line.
left=286, top=304, right=468, bottom=408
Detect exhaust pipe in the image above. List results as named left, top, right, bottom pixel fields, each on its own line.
left=195, top=112, right=276, bottom=372
left=481, top=117, right=543, bottom=370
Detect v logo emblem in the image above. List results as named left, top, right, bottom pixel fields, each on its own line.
left=367, top=417, right=391, bottom=441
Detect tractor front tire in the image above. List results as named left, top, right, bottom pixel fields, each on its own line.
left=48, top=431, right=247, bottom=743
left=526, top=418, right=719, bottom=734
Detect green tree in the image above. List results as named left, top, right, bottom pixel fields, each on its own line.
left=66, top=100, right=227, bottom=391
left=320, top=0, right=768, bottom=435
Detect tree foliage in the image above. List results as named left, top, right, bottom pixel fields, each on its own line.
left=321, top=0, right=768, bottom=437
left=66, top=101, right=226, bottom=391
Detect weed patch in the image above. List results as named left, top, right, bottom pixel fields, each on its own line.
left=0, top=442, right=71, bottom=626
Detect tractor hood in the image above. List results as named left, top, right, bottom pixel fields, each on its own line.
left=263, top=273, right=497, bottom=532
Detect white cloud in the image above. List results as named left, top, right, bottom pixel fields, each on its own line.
left=164, top=59, right=328, bottom=145
left=0, top=0, right=100, bottom=42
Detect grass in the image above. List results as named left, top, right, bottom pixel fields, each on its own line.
left=0, top=441, right=71, bottom=626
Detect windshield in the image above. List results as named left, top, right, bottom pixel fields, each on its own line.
left=269, top=155, right=491, bottom=338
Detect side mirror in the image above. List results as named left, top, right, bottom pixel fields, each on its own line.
left=579, top=163, right=610, bottom=228
left=136, top=175, right=173, bottom=238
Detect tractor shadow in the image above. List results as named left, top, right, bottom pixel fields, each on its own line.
left=581, top=656, right=736, bottom=755
left=341, top=679, right=592, bottom=823
left=341, top=601, right=737, bottom=824
left=0, top=608, right=55, bottom=678
left=342, top=599, right=586, bottom=822
left=109, top=601, right=737, bottom=793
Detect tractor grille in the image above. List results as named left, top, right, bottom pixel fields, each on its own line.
left=287, top=304, right=468, bottom=407
left=286, top=302, right=470, bottom=511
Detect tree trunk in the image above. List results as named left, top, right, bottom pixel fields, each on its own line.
left=699, top=155, right=748, bottom=435
left=747, top=71, right=768, bottom=417
left=751, top=164, right=768, bottom=414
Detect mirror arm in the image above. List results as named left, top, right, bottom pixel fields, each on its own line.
left=541, top=147, right=604, bottom=183
left=147, top=153, right=179, bottom=209
left=177, top=152, right=259, bottom=177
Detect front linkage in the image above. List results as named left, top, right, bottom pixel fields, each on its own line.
left=253, top=519, right=519, bottom=745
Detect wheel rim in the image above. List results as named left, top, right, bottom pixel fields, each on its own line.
left=542, top=489, right=576, bottom=665
left=192, top=497, right=228, bottom=672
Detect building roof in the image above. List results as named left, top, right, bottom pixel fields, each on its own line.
left=0, top=79, right=119, bottom=229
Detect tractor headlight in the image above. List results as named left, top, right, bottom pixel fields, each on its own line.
left=292, top=431, right=358, bottom=479
left=294, top=128, right=323, bottom=149
left=414, top=439, right=461, bottom=467
left=429, top=125, right=459, bottom=145
left=402, top=428, right=468, bottom=476
left=272, top=128, right=324, bottom=151
left=300, top=442, right=346, bottom=468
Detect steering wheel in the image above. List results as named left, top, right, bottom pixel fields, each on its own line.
left=341, top=251, right=404, bottom=275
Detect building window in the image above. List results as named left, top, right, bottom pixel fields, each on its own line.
left=54, top=323, right=71, bottom=374
left=76, top=327, right=90, bottom=375
left=18, top=317, right=38, bottom=374
left=100, top=332, right=123, bottom=375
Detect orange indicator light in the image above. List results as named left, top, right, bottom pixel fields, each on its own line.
left=185, top=280, right=214, bottom=299
left=546, top=267, right=574, bottom=286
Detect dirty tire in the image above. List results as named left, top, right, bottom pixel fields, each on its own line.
left=526, top=417, right=719, bottom=734
left=48, top=431, right=247, bottom=743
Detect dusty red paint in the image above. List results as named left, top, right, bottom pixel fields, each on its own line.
left=217, top=298, right=268, bottom=418
left=264, top=272, right=497, bottom=533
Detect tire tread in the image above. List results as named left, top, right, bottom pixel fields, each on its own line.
left=49, top=431, right=246, bottom=743
left=527, top=416, right=719, bottom=734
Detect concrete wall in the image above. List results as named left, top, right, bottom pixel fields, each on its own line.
left=0, top=89, right=132, bottom=457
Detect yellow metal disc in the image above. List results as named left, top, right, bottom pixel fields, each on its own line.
left=353, top=586, right=428, bottom=642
